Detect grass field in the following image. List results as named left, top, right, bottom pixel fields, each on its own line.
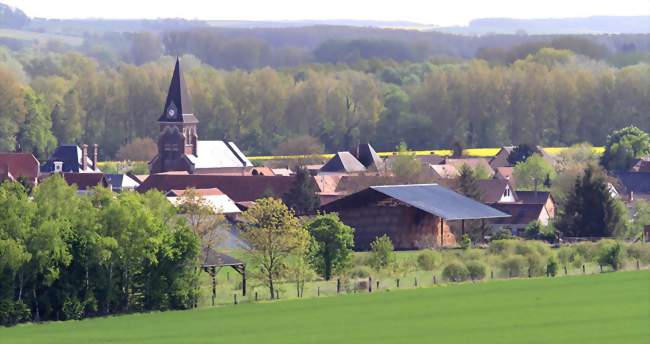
left=0, top=28, right=83, bottom=46
left=2, top=270, right=648, bottom=344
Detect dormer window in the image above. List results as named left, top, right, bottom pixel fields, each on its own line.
left=54, top=161, right=63, bottom=173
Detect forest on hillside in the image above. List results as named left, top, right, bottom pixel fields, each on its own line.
left=0, top=36, right=649, bottom=159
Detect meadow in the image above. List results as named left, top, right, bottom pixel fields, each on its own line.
left=2, top=270, right=648, bottom=344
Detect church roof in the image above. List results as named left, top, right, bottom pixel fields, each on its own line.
left=188, top=141, right=253, bottom=169
left=159, top=58, right=196, bottom=123
left=320, top=152, right=366, bottom=173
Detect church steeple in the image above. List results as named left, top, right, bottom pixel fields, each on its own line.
left=159, top=57, right=197, bottom=123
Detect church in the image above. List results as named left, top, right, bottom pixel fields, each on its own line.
left=149, top=58, right=252, bottom=174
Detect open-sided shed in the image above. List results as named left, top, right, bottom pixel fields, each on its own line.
left=200, top=248, right=246, bottom=306
left=321, top=184, right=510, bottom=250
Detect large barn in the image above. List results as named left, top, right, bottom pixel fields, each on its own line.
left=321, top=184, right=510, bottom=250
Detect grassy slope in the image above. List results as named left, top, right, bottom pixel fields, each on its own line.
left=0, top=29, right=83, bottom=46
left=2, top=271, right=648, bottom=344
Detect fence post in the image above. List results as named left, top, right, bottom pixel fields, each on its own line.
left=369, top=276, right=372, bottom=293
left=433, top=275, right=437, bottom=285
left=564, top=266, right=568, bottom=275
left=317, top=286, right=320, bottom=296
left=234, top=294, right=238, bottom=305
left=396, top=278, right=400, bottom=288
left=376, top=281, right=380, bottom=290
left=337, top=279, right=341, bottom=294
left=637, top=259, right=640, bottom=270
left=528, top=267, right=532, bottom=278
left=582, top=264, right=586, bottom=274
left=414, top=277, right=418, bottom=287
left=491, top=270, right=494, bottom=279
left=255, top=292, right=258, bottom=301
left=276, top=290, right=279, bottom=299
left=599, top=265, right=603, bottom=273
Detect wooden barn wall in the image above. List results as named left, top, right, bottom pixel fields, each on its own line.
left=337, top=204, right=456, bottom=250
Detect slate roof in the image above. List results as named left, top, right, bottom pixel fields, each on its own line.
left=200, top=247, right=245, bottom=268
left=489, top=146, right=515, bottom=169
left=417, top=154, right=446, bottom=165
left=352, top=143, right=384, bottom=171
left=40, top=145, right=99, bottom=173
left=429, top=164, right=459, bottom=179
left=477, top=179, right=516, bottom=203
left=516, top=191, right=552, bottom=205
left=104, top=174, right=140, bottom=191
left=320, top=152, right=366, bottom=173
left=630, top=157, right=650, bottom=172
left=137, top=174, right=296, bottom=202
left=615, top=172, right=650, bottom=195
left=62, top=173, right=109, bottom=190
left=322, top=184, right=510, bottom=221
left=490, top=203, right=545, bottom=225
left=159, top=57, right=196, bottom=123
left=0, top=153, right=39, bottom=182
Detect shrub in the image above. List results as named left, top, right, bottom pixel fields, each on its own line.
left=351, top=254, right=372, bottom=267
left=557, top=246, right=574, bottom=266
left=0, top=300, right=30, bottom=326
left=500, top=255, right=528, bottom=277
left=369, top=235, right=394, bottom=270
left=491, top=230, right=514, bottom=241
left=547, top=256, right=559, bottom=277
left=349, top=265, right=373, bottom=279
left=466, top=261, right=487, bottom=281
left=597, top=242, right=625, bottom=271
left=463, top=248, right=485, bottom=261
left=459, top=234, right=472, bottom=249
left=417, top=250, right=442, bottom=271
left=574, top=242, right=597, bottom=262
left=488, top=239, right=518, bottom=255
left=525, top=252, right=547, bottom=276
left=62, top=297, right=84, bottom=320
left=524, top=221, right=543, bottom=239
left=442, top=262, right=469, bottom=282
left=626, top=243, right=650, bottom=264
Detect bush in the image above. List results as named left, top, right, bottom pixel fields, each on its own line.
left=351, top=254, right=372, bottom=267
left=597, top=242, right=625, bottom=271
left=417, top=250, right=442, bottom=271
left=524, top=221, right=542, bottom=239
left=488, top=239, right=518, bottom=255
left=463, top=248, right=485, bottom=261
left=442, top=262, right=469, bottom=282
left=574, top=242, right=597, bottom=262
left=0, top=300, right=30, bottom=326
left=459, top=234, right=472, bottom=249
left=62, top=297, right=84, bottom=320
left=466, top=261, right=487, bottom=281
left=369, top=235, right=394, bottom=270
left=626, top=243, right=650, bottom=264
left=525, top=252, right=547, bottom=276
left=500, top=255, right=528, bottom=277
left=349, top=265, right=373, bottom=279
left=547, top=256, right=559, bottom=277
left=491, top=230, right=514, bottom=241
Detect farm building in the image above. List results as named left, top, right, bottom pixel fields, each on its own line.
left=321, top=184, right=510, bottom=250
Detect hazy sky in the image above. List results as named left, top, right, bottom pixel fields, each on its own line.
left=5, top=0, right=650, bottom=26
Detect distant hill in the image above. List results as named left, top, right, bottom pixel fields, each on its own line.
left=205, top=19, right=434, bottom=30
left=0, top=2, right=29, bottom=29
left=439, top=16, right=650, bottom=35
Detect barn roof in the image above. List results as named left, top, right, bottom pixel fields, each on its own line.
left=320, top=152, right=366, bottom=173
left=490, top=203, right=545, bottom=225
left=323, top=183, right=510, bottom=221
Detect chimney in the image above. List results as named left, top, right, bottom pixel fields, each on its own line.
left=629, top=191, right=634, bottom=202
left=81, top=144, right=88, bottom=171
left=92, top=144, right=98, bottom=171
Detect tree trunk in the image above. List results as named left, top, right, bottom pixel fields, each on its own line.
left=18, top=271, right=24, bottom=301
left=268, top=270, right=274, bottom=300
left=106, top=263, right=113, bottom=314
left=33, top=287, right=40, bottom=322
left=325, top=259, right=332, bottom=281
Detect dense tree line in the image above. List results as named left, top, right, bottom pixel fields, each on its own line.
left=0, top=177, right=199, bottom=325
left=0, top=46, right=648, bottom=159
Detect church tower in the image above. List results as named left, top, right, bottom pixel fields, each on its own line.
left=149, top=58, right=199, bottom=174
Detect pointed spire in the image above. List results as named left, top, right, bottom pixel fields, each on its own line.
left=159, top=57, right=195, bottom=122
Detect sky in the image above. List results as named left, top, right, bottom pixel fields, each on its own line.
left=5, top=0, right=650, bottom=26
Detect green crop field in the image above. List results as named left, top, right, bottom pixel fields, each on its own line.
left=2, top=271, right=648, bottom=344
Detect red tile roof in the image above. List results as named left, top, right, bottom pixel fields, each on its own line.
left=490, top=203, right=545, bottom=225
left=0, top=153, right=39, bottom=182
left=138, top=174, right=297, bottom=202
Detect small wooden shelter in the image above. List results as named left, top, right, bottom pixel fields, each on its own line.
left=200, top=247, right=246, bottom=306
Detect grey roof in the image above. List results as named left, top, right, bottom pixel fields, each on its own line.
left=371, top=184, right=510, bottom=220
left=353, top=143, right=384, bottom=171
left=200, top=247, right=244, bottom=268
left=188, top=141, right=253, bottom=168
left=320, top=152, right=366, bottom=173
left=615, top=172, right=650, bottom=194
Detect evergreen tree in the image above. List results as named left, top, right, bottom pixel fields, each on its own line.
left=556, top=165, right=627, bottom=237
left=457, top=164, right=482, bottom=201
left=283, top=166, right=320, bottom=215
left=507, top=143, right=537, bottom=166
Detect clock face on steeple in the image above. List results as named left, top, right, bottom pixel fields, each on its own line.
left=166, top=103, right=177, bottom=119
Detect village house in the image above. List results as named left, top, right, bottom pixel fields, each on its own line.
left=62, top=172, right=110, bottom=193
left=318, top=143, right=385, bottom=175
left=321, top=184, right=509, bottom=250
left=166, top=188, right=241, bottom=216
left=41, top=144, right=101, bottom=174
left=0, top=152, right=40, bottom=186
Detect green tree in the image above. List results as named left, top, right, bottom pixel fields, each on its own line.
left=0, top=67, right=27, bottom=151
left=556, top=165, right=627, bottom=237
left=369, top=235, right=394, bottom=270
left=283, top=166, right=320, bottom=215
left=457, top=164, right=482, bottom=201
left=507, top=144, right=537, bottom=166
left=241, top=198, right=310, bottom=299
left=390, top=141, right=425, bottom=183
left=306, top=213, right=354, bottom=280
left=513, top=154, right=556, bottom=191
left=601, top=126, right=650, bottom=171
left=17, top=89, right=57, bottom=158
